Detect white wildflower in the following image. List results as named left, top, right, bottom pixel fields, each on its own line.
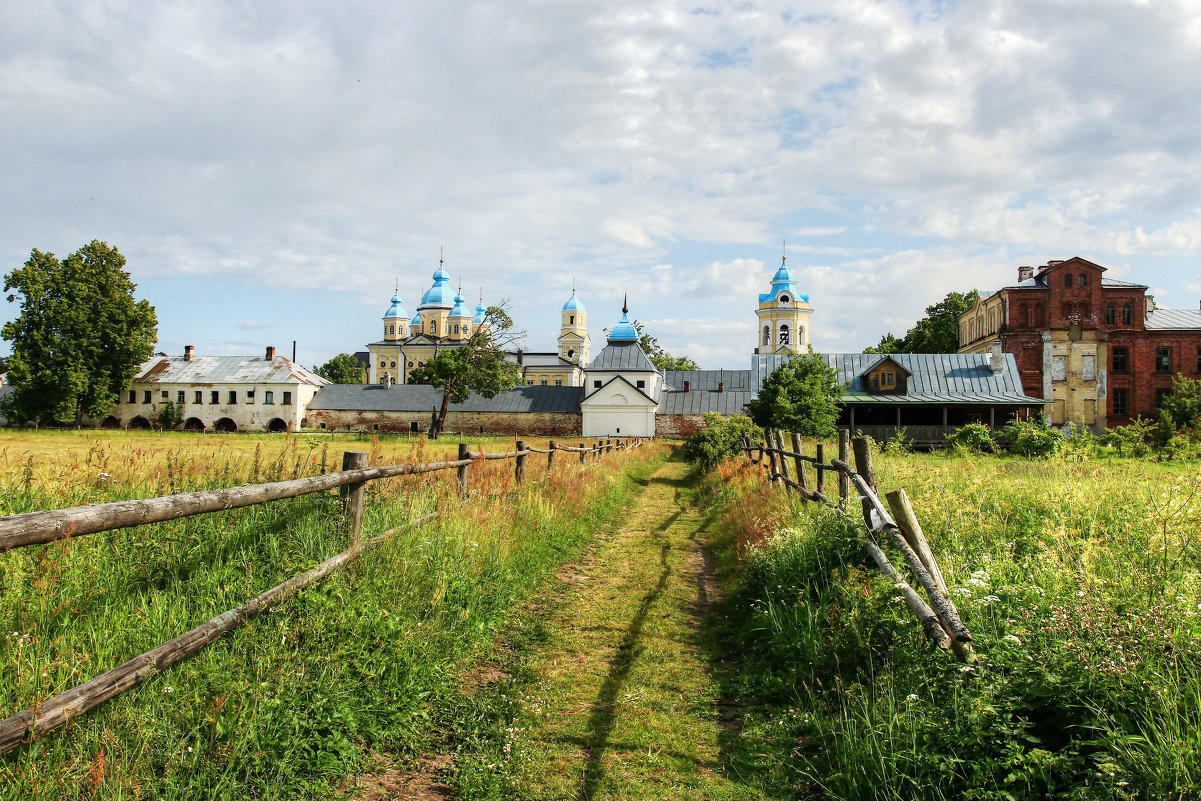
left=1003, top=634, right=1023, bottom=646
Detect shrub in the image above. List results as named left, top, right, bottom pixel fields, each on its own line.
left=155, top=399, right=183, bottom=430
left=944, top=422, right=994, bottom=454
left=996, top=417, right=1063, bottom=457
left=881, top=427, right=911, bottom=456
left=682, top=413, right=763, bottom=469
left=1106, top=416, right=1154, bottom=457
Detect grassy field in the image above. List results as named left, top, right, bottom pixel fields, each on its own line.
left=700, top=446, right=1201, bottom=800
left=0, top=429, right=662, bottom=799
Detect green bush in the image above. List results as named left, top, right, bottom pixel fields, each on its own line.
left=682, top=413, right=763, bottom=469
left=1105, top=416, right=1154, bottom=457
left=155, top=399, right=183, bottom=430
left=944, top=422, right=994, bottom=454
left=996, top=417, right=1063, bottom=457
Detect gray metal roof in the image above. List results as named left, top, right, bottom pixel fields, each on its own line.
left=309, top=383, right=584, bottom=414
left=751, top=353, right=1042, bottom=405
left=587, top=341, right=659, bottom=372
left=1146, top=308, right=1201, bottom=330
left=133, top=356, right=329, bottom=386
left=657, top=389, right=752, bottom=415
left=662, top=369, right=752, bottom=392
left=521, top=352, right=575, bottom=368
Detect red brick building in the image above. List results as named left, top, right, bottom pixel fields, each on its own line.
left=958, top=257, right=1201, bottom=430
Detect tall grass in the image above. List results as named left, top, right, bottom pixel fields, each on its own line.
left=0, top=431, right=662, bottom=799
left=699, top=447, right=1201, bottom=800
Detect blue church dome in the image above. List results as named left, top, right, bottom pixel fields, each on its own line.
left=608, top=297, right=638, bottom=341
left=759, top=258, right=809, bottom=304
left=450, top=291, right=469, bottom=318
left=419, top=260, right=454, bottom=308
left=473, top=300, right=487, bottom=325
left=411, top=311, right=421, bottom=328
left=383, top=292, right=407, bottom=319
left=563, top=290, right=585, bottom=312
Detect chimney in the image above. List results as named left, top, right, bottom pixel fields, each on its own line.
left=990, top=340, right=1004, bottom=374
left=1018, top=265, right=1033, bottom=282
left=683, top=380, right=690, bottom=392
left=184, top=345, right=194, bottom=361
left=266, top=346, right=276, bottom=361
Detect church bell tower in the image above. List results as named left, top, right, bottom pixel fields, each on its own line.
left=755, top=252, right=812, bottom=355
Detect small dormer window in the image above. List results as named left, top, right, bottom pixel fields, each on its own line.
left=780, top=295, right=790, bottom=304
left=880, top=371, right=896, bottom=389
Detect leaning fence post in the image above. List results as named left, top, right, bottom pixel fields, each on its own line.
left=838, top=430, right=850, bottom=510
left=791, top=432, right=809, bottom=502
left=515, top=440, right=527, bottom=483
left=774, top=431, right=793, bottom=491
left=548, top=440, right=556, bottom=474
left=765, top=428, right=781, bottom=487
left=341, top=450, right=369, bottom=543
left=886, top=489, right=949, bottom=598
left=457, top=443, right=471, bottom=494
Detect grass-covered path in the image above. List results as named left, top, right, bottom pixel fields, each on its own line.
left=474, top=456, right=780, bottom=800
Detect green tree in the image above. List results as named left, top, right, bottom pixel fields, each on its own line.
left=865, top=290, right=979, bottom=353
left=2, top=241, right=157, bottom=424
left=746, top=352, right=843, bottom=437
left=1159, top=374, right=1201, bottom=433
left=407, top=305, right=523, bottom=438
left=314, top=352, right=366, bottom=384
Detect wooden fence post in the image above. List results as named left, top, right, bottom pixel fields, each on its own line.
left=815, top=443, right=826, bottom=496
left=765, top=428, right=781, bottom=487
left=774, top=431, right=793, bottom=491
left=852, top=436, right=876, bottom=527
left=341, top=451, right=369, bottom=542
left=886, top=489, right=949, bottom=598
left=838, top=430, right=850, bottom=510
left=579, top=442, right=586, bottom=464
left=457, top=443, right=471, bottom=494
left=791, top=432, right=808, bottom=501
left=548, top=440, right=556, bottom=474
left=515, top=440, right=527, bottom=483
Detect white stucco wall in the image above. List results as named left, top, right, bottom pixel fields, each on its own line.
left=114, top=381, right=320, bottom=431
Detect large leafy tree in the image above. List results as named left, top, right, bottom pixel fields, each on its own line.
left=746, top=352, right=844, bottom=437
left=406, top=305, right=523, bottom=438
left=314, top=352, right=366, bottom=383
left=3, top=241, right=157, bottom=424
left=865, top=290, right=979, bottom=354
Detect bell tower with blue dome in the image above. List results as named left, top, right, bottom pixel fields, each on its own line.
left=755, top=253, right=812, bottom=355
left=558, top=286, right=590, bottom=367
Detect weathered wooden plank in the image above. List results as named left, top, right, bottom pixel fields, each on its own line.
left=0, top=459, right=472, bottom=553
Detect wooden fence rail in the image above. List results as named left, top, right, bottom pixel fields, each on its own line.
left=743, top=429, right=973, bottom=662
left=0, top=436, right=644, bottom=754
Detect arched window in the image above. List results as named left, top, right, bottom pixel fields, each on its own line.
left=779, top=295, right=790, bottom=305
left=779, top=324, right=790, bottom=346
left=388, top=324, right=395, bottom=335
left=1122, top=303, right=1133, bottom=325
left=763, top=325, right=770, bottom=345
left=431, top=320, right=437, bottom=334
left=1063, top=273, right=1073, bottom=287
left=569, top=316, right=575, bottom=325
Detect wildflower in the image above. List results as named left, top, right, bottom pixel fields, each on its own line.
left=954, top=587, right=973, bottom=598
left=1003, top=634, right=1022, bottom=645
left=977, top=595, right=1001, bottom=605
left=905, top=693, right=920, bottom=703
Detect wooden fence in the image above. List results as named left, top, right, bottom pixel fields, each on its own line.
left=0, top=437, right=644, bottom=754
left=743, top=429, right=973, bottom=662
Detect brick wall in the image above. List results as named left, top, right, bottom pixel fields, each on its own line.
left=1107, top=333, right=1201, bottom=423
left=655, top=414, right=706, bottom=439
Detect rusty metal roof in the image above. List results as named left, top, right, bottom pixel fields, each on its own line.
left=133, top=356, right=329, bottom=386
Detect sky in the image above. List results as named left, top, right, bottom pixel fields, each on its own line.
left=2, top=0, right=1200, bottom=370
